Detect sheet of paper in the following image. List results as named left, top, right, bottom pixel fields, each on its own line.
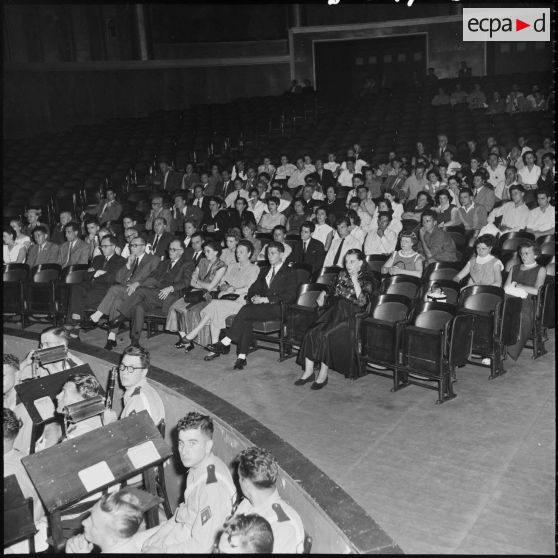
left=33, top=396, right=55, bottom=421
left=127, top=440, right=161, bottom=470
left=78, top=461, right=115, bottom=492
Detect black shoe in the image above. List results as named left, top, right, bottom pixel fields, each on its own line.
left=204, top=352, right=221, bottom=362
left=294, top=373, right=315, bottom=386
left=310, top=377, right=328, bottom=390
left=103, top=318, right=125, bottom=332
left=67, top=327, right=81, bottom=341
left=104, top=339, right=117, bottom=351
left=207, top=342, right=230, bottom=355
left=80, top=318, right=99, bottom=331
left=184, top=341, right=195, bottom=353
left=233, top=358, right=247, bottom=370
left=174, top=336, right=188, bottom=349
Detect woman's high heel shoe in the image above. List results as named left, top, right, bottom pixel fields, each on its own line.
left=294, top=373, right=315, bottom=386
left=184, top=340, right=195, bottom=353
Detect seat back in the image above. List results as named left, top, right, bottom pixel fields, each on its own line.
left=448, top=314, right=474, bottom=367
left=422, top=261, right=462, bottom=282
left=536, top=234, right=555, bottom=256
left=365, top=254, right=389, bottom=274
left=458, top=285, right=504, bottom=313
left=3, top=263, right=29, bottom=282
left=287, top=262, right=312, bottom=285
left=419, top=280, right=460, bottom=306
left=370, top=294, right=411, bottom=323
left=410, top=302, right=456, bottom=330
left=380, top=275, right=421, bottom=299
left=295, top=283, right=329, bottom=307
left=314, top=266, right=341, bottom=287
left=62, top=264, right=89, bottom=284
left=498, top=231, right=535, bottom=253
left=30, top=264, right=61, bottom=283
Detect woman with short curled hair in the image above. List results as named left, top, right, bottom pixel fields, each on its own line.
left=3, top=225, right=26, bottom=263
left=257, top=197, right=286, bottom=233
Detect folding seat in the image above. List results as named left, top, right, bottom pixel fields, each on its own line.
left=422, top=261, right=463, bottom=282
left=365, top=254, right=390, bottom=280
left=380, top=275, right=421, bottom=299
left=395, top=301, right=473, bottom=403
left=524, top=279, right=554, bottom=359
left=54, top=264, right=89, bottom=325
left=286, top=262, right=312, bottom=286
left=313, top=266, right=341, bottom=287
left=496, top=231, right=536, bottom=262
left=535, top=234, right=555, bottom=267
left=22, top=264, right=61, bottom=327
left=456, top=285, right=522, bottom=379
left=360, top=294, right=413, bottom=386
left=281, top=282, right=330, bottom=361
left=3, top=263, right=29, bottom=327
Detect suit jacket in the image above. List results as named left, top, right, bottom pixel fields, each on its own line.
left=57, top=239, right=90, bottom=267
left=314, top=169, right=336, bottom=190
left=115, top=253, right=160, bottom=285
left=225, top=208, right=257, bottom=231
left=145, top=207, right=174, bottom=232
left=87, top=199, right=122, bottom=224
left=171, top=205, right=204, bottom=232
left=247, top=263, right=298, bottom=305
left=26, top=241, right=60, bottom=268
left=200, top=211, right=229, bottom=241
left=84, top=254, right=126, bottom=284
left=382, top=175, right=406, bottom=198
left=286, top=238, right=326, bottom=273
left=474, top=186, right=496, bottom=213
left=215, top=180, right=235, bottom=200
left=190, top=196, right=211, bottom=216
left=434, top=144, right=457, bottom=161
left=146, top=231, right=174, bottom=259
left=183, top=248, right=205, bottom=267
left=141, top=256, right=195, bottom=292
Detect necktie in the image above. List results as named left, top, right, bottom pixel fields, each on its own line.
left=302, top=241, right=308, bottom=263
left=129, top=258, right=139, bottom=281
left=333, top=238, right=345, bottom=266
left=99, top=203, right=108, bottom=219
left=153, top=235, right=160, bottom=252
left=66, top=241, right=74, bottom=266
left=269, top=265, right=276, bottom=285
left=102, top=257, right=109, bottom=269
left=194, top=252, right=201, bottom=265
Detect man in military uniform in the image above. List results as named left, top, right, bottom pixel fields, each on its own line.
left=234, top=446, right=305, bottom=554
left=132, top=412, right=237, bottom=553
left=103, top=346, right=165, bottom=427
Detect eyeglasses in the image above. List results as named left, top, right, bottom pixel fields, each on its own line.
left=168, top=247, right=183, bottom=252
left=130, top=243, right=145, bottom=247
left=118, top=365, right=145, bottom=374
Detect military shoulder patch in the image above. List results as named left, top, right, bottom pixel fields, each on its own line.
left=206, top=464, right=217, bottom=484
left=272, top=502, right=290, bottom=522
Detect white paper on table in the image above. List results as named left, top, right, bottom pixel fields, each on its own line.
left=34, top=396, right=56, bottom=421
left=78, top=461, right=115, bottom=492
left=127, top=441, right=161, bottom=470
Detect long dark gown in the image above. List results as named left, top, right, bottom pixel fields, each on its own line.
left=296, top=269, right=377, bottom=379
left=507, top=264, right=542, bottom=360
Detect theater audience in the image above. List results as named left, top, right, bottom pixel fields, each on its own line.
left=221, top=230, right=241, bottom=266
left=228, top=197, right=257, bottom=231
left=295, top=249, right=376, bottom=388
left=525, top=190, right=555, bottom=238
left=234, top=447, right=304, bottom=553
left=457, top=189, right=488, bottom=247
left=312, top=206, right=335, bottom=251
left=401, top=190, right=433, bottom=222
left=181, top=162, right=201, bottom=192
left=517, top=150, right=541, bottom=205
left=486, top=91, right=506, bottom=115
left=258, top=197, right=287, bottom=233
left=286, top=222, right=325, bottom=274
left=83, top=219, right=101, bottom=261
left=206, top=242, right=297, bottom=370
left=472, top=170, right=496, bottom=213
left=225, top=177, right=249, bottom=208
left=287, top=198, right=310, bottom=233
left=403, top=163, right=429, bottom=201
left=506, top=83, right=528, bottom=113
left=434, top=189, right=460, bottom=229
left=146, top=217, right=174, bottom=260
left=324, top=217, right=362, bottom=267
left=247, top=188, right=267, bottom=223
left=482, top=184, right=530, bottom=236
left=454, top=235, right=503, bottom=287
left=8, top=218, right=31, bottom=250
left=381, top=231, right=424, bottom=277
left=22, top=207, right=50, bottom=238
left=417, top=210, right=459, bottom=264
left=467, top=82, right=486, bottom=110
left=132, top=412, right=236, bottom=553
left=258, top=225, right=292, bottom=262
left=215, top=514, right=274, bottom=554
left=363, top=212, right=397, bottom=256
left=82, top=187, right=122, bottom=225
left=172, top=192, right=203, bottom=231
left=166, top=240, right=227, bottom=351
left=241, top=222, right=262, bottom=262
left=287, top=157, right=311, bottom=194
left=50, top=211, right=73, bottom=245
left=20, top=326, right=84, bottom=380
left=145, top=195, right=173, bottom=232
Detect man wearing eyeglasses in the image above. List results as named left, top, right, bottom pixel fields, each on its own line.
left=111, top=240, right=195, bottom=346
left=103, top=346, right=165, bottom=427
left=82, top=236, right=159, bottom=350
left=65, top=235, right=126, bottom=336
left=145, top=196, right=173, bottom=233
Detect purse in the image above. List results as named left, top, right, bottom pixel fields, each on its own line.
left=221, top=293, right=240, bottom=301
left=183, top=289, right=206, bottom=304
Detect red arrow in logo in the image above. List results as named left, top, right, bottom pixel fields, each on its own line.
left=516, top=18, right=530, bottom=31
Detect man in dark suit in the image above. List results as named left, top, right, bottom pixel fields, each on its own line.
left=171, top=193, right=203, bottom=232
left=50, top=211, right=73, bottom=245
left=313, top=159, right=336, bottom=190
left=183, top=232, right=206, bottom=267
left=225, top=197, right=257, bottom=232
left=65, top=235, right=126, bottom=329
left=81, top=236, right=160, bottom=349
left=190, top=184, right=211, bottom=216
left=215, top=169, right=234, bottom=200
left=57, top=222, right=90, bottom=267
left=206, top=242, right=297, bottom=370
left=146, top=217, right=174, bottom=260
left=112, top=240, right=195, bottom=345
left=26, top=226, right=60, bottom=268
left=286, top=222, right=325, bottom=274
left=154, top=159, right=184, bottom=193
left=435, top=134, right=457, bottom=162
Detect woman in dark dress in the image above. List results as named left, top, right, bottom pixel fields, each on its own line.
left=505, top=242, right=546, bottom=360
left=294, top=249, right=377, bottom=389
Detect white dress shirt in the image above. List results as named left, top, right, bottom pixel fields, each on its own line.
left=265, top=261, right=284, bottom=286
left=323, top=234, right=362, bottom=267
